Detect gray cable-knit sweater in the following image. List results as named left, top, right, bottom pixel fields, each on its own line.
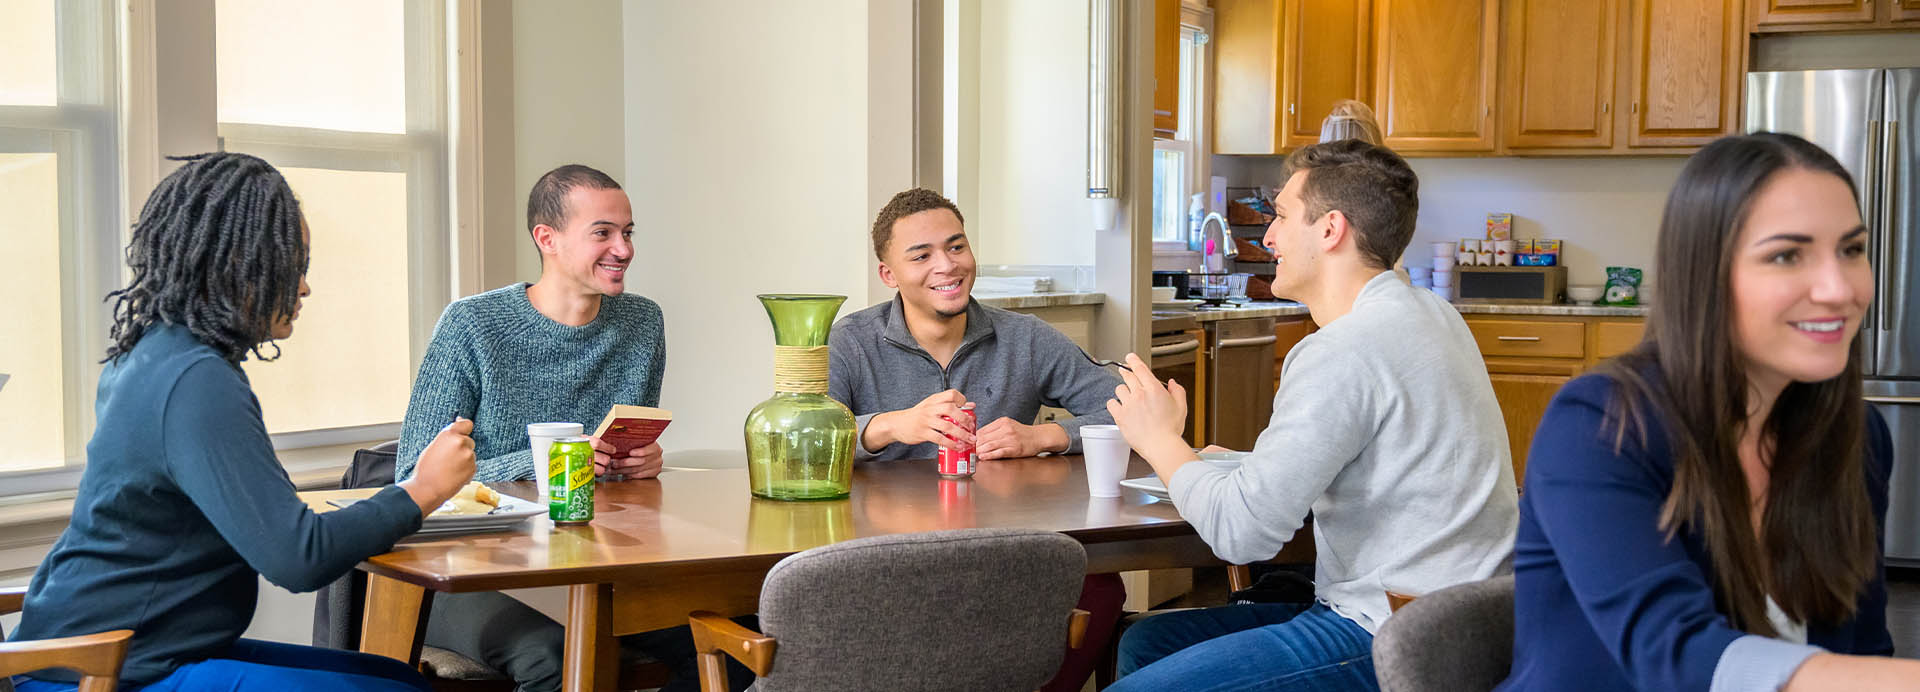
left=397, top=283, right=666, bottom=482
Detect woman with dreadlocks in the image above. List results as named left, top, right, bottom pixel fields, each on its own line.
left=9, top=152, right=476, bottom=691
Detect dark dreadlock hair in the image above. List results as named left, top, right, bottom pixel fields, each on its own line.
left=104, top=152, right=308, bottom=364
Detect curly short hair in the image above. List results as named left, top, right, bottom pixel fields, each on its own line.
left=105, top=152, right=307, bottom=364
left=1282, top=139, right=1419, bottom=270
left=871, top=188, right=964, bottom=260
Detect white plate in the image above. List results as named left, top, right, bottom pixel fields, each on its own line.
left=1153, top=299, right=1204, bottom=310
left=331, top=492, right=546, bottom=535
left=1120, top=455, right=1245, bottom=500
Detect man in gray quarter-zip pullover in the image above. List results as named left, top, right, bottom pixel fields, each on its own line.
left=827, top=188, right=1121, bottom=463
left=827, top=188, right=1126, bottom=692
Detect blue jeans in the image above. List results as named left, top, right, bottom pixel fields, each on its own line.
left=1111, top=602, right=1378, bottom=692
left=12, top=638, right=430, bottom=692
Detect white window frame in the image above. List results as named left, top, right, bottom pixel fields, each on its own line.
left=0, top=0, right=476, bottom=502
left=1152, top=15, right=1211, bottom=255
left=0, top=0, right=125, bottom=498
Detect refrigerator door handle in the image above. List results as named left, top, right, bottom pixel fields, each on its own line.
left=1883, top=121, right=1898, bottom=333
left=1867, top=119, right=1884, bottom=335
left=1867, top=396, right=1920, bottom=405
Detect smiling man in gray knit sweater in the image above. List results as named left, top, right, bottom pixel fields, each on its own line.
left=395, top=165, right=744, bottom=692
left=1106, top=141, right=1518, bottom=692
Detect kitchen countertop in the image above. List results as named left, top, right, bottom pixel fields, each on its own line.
left=1453, top=303, right=1650, bottom=317
left=976, top=292, right=1107, bottom=309
left=1154, top=300, right=1650, bottom=322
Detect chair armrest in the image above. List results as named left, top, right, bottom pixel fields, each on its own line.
left=1386, top=590, right=1417, bottom=613
left=689, top=611, right=777, bottom=676
left=1067, top=609, right=1091, bottom=650
left=1227, top=565, right=1252, bottom=592
left=1, top=586, right=25, bottom=617
left=0, top=629, right=133, bottom=687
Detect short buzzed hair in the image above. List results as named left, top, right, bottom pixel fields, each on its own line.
left=871, top=188, right=964, bottom=260
left=1282, top=140, right=1418, bottom=270
left=526, top=164, right=623, bottom=242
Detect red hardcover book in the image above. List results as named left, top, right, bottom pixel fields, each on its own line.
left=592, top=405, right=673, bottom=458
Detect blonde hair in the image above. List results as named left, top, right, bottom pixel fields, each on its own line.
left=1319, top=99, right=1383, bottom=146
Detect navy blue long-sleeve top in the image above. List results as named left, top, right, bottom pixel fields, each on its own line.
left=12, top=325, right=423, bottom=685
left=1498, top=373, right=1894, bottom=692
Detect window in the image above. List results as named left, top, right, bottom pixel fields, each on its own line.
left=216, top=0, right=449, bottom=442
left=0, top=0, right=454, bottom=499
left=1152, top=25, right=1206, bottom=249
left=0, top=0, right=122, bottom=491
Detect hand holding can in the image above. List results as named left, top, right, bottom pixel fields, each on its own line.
left=938, top=403, right=978, bottom=478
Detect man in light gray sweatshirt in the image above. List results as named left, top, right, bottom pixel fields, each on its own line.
left=1106, top=140, right=1518, bottom=692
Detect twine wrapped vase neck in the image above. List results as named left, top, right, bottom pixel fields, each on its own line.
left=773, top=345, right=830, bottom=394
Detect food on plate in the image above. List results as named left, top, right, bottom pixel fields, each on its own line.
left=433, top=481, right=502, bottom=516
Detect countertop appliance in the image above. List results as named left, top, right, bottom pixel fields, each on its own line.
left=1454, top=266, right=1568, bottom=305
left=1749, top=68, right=1920, bottom=565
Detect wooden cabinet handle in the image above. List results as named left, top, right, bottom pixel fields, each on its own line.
left=1496, top=336, right=1542, bottom=342
left=1602, top=102, right=1610, bottom=113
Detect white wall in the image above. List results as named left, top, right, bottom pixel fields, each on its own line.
left=511, top=0, right=628, bottom=283
left=622, top=1, right=882, bottom=452
left=1213, top=155, right=1683, bottom=289
left=967, top=0, right=1094, bottom=267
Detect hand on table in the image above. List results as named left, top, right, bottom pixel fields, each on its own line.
left=590, top=438, right=664, bottom=481
left=866, top=389, right=976, bottom=451
left=976, top=418, right=1068, bottom=460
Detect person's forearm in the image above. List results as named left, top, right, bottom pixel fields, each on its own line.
left=1135, top=432, right=1199, bottom=485
left=1037, top=423, right=1069, bottom=454
left=861, top=410, right=897, bottom=452
left=1785, top=653, right=1920, bottom=691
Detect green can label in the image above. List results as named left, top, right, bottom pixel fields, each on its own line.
left=548, top=437, right=595, bottom=524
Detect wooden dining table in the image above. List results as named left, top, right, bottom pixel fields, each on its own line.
left=307, top=455, right=1311, bottom=692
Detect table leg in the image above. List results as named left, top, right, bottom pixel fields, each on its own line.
left=565, top=582, right=618, bottom=692
left=360, top=573, right=432, bottom=665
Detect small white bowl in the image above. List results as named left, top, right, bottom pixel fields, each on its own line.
left=1152, top=286, right=1177, bottom=302
left=1566, top=285, right=1604, bottom=303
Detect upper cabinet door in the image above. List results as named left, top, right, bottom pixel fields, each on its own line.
left=1213, top=0, right=1283, bottom=154
left=1628, top=0, right=1744, bottom=147
left=1279, top=0, right=1372, bottom=149
left=1372, top=0, right=1499, bottom=152
left=1503, top=0, right=1620, bottom=149
left=1750, top=0, right=1875, bottom=26
left=1154, top=0, right=1180, bottom=139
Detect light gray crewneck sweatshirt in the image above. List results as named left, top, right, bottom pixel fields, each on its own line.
left=1170, top=271, right=1520, bottom=634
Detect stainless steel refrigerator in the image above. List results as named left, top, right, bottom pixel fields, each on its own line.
left=1748, top=69, right=1920, bottom=565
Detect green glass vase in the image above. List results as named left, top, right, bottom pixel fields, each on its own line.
left=744, top=294, right=856, bottom=501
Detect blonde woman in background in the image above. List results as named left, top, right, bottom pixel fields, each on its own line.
left=1316, top=100, right=1409, bottom=283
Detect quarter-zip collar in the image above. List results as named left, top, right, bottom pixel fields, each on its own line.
left=879, top=293, right=997, bottom=372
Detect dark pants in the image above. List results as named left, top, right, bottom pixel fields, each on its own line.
left=13, top=639, right=431, bottom=692
left=424, top=591, right=753, bottom=692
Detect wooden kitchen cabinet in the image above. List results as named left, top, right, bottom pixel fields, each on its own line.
left=1272, top=316, right=1318, bottom=392
left=1749, top=0, right=1920, bottom=29
left=1501, top=0, right=1620, bottom=149
left=1212, top=0, right=1372, bottom=154
left=1628, top=0, right=1746, bottom=148
left=1372, top=0, right=1500, bottom=152
left=1464, top=314, right=1647, bottom=487
left=1155, top=0, right=1180, bottom=138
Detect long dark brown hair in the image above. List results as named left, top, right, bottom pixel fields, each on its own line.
left=1597, top=132, right=1874, bottom=635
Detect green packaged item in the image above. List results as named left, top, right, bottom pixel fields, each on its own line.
left=1603, top=267, right=1643, bottom=306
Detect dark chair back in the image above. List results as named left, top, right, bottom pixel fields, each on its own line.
left=747, top=528, right=1086, bottom=692
left=311, top=440, right=398, bottom=648
left=1370, top=575, right=1515, bottom=692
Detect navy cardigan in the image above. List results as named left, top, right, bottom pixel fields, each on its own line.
left=1497, top=373, right=1894, bottom=691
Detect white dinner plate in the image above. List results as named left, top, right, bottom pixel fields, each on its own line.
left=331, top=492, right=546, bottom=535
left=1120, top=454, right=1246, bottom=500
left=1153, top=299, right=1204, bottom=310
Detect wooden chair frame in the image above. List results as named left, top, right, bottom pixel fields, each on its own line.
left=1, top=586, right=135, bottom=692
left=688, top=608, right=1091, bottom=692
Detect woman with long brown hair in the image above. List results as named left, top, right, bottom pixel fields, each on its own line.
left=1498, top=132, right=1918, bottom=690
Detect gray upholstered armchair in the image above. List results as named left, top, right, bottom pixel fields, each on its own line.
left=689, top=528, right=1091, bottom=692
left=1370, top=574, right=1515, bottom=692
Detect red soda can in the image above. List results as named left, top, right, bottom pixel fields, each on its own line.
left=937, top=403, right=977, bottom=478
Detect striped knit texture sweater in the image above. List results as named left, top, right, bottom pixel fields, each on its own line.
left=397, top=283, right=665, bottom=482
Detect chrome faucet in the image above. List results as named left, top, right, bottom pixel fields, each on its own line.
left=1198, top=211, right=1235, bottom=273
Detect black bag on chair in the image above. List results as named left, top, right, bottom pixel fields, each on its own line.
left=311, top=442, right=399, bottom=648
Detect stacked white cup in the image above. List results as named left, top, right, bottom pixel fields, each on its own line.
left=528, top=422, right=584, bottom=500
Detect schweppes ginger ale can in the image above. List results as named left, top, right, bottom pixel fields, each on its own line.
left=547, top=436, right=595, bottom=525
